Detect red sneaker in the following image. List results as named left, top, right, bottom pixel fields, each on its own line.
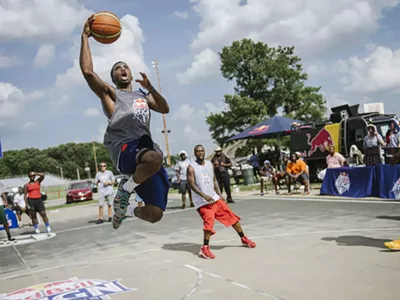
left=241, top=236, right=256, bottom=248
left=199, top=245, right=216, bottom=259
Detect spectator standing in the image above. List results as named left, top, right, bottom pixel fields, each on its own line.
left=363, top=124, right=385, bottom=164
left=385, top=119, right=400, bottom=148
left=248, top=151, right=260, bottom=181
left=211, top=147, right=234, bottom=203
left=175, top=150, right=194, bottom=209
left=24, top=171, right=51, bottom=234
left=95, top=162, right=116, bottom=224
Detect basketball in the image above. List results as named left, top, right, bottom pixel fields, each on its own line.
left=90, top=11, right=122, bottom=44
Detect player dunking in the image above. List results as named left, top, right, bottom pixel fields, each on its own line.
left=80, top=15, right=170, bottom=229
left=187, top=145, right=256, bottom=259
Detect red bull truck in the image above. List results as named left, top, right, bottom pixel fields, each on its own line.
left=290, top=104, right=397, bottom=181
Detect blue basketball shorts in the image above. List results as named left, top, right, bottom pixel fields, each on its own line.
left=117, top=135, right=169, bottom=211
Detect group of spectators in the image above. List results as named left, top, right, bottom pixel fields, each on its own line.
left=257, top=152, right=310, bottom=196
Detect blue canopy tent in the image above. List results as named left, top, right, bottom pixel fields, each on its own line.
left=225, top=116, right=303, bottom=143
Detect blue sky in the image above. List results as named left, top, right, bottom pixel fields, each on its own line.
left=1, top=0, right=400, bottom=159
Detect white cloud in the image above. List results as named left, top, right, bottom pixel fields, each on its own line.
left=94, top=126, right=106, bottom=143
left=84, top=108, right=101, bottom=117
left=22, top=121, right=36, bottom=130
left=176, top=48, right=219, bottom=84
left=174, top=11, right=188, bottom=19
left=0, top=82, right=25, bottom=119
left=33, top=44, right=55, bottom=67
left=336, top=44, right=400, bottom=93
left=173, top=104, right=196, bottom=121
left=0, top=82, right=44, bottom=121
left=0, top=0, right=91, bottom=44
left=53, top=95, right=69, bottom=107
left=0, top=52, right=23, bottom=68
left=173, top=102, right=225, bottom=122
left=55, top=14, right=147, bottom=90
left=189, top=0, right=399, bottom=55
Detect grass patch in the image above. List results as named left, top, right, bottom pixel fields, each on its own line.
left=46, top=200, right=97, bottom=211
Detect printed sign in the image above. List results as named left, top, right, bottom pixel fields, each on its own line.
left=0, top=209, right=18, bottom=231
left=364, top=147, right=381, bottom=166
left=0, top=278, right=134, bottom=300
left=335, top=172, right=351, bottom=195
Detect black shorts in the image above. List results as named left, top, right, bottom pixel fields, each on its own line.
left=28, top=198, right=45, bottom=213
left=179, top=180, right=190, bottom=194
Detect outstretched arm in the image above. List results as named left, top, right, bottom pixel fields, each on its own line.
left=136, top=73, right=169, bottom=114
left=80, top=15, right=115, bottom=119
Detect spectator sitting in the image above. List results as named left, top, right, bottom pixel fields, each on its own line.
left=326, top=145, right=346, bottom=168
left=260, top=160, right=278, bottom=195
left=286, top=153, right=310, bottom=195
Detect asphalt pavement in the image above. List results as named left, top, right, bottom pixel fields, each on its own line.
left=0, top=193, right=399, bottom=300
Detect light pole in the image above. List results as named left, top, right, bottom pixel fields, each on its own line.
left=56, top=166, right=64, bottom=179
left=152, top=60, right=171, bottom=165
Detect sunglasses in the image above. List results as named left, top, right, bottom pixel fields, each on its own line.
left=100, top=165, right=106, bottom=167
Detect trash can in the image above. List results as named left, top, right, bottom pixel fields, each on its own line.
left=242, top=167, right=255, bottom=185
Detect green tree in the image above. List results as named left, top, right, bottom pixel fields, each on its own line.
left=206, top=38, right=326, bottom=147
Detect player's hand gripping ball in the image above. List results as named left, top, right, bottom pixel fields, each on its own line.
left=86, top=11, right=122, bottom=44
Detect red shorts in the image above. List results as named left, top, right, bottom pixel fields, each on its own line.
left=197, top=199, right=241, bottom=235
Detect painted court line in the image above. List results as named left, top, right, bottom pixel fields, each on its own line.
left=182, top=264, right=203, bottom=300
left=183, top=265, right=284, bottom=300
left=1, top=226, right=399, bottom=282
left=53, top=196, right=399, bottom=236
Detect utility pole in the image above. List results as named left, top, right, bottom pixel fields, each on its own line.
left=152, top=60, right=171, bottom=165
left=92, top=137, right=98, bottom=174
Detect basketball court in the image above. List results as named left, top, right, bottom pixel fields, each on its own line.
left=0, top=195, right=399, bottom=300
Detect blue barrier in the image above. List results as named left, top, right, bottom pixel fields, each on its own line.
left=0, top=208, right=18, bottom=230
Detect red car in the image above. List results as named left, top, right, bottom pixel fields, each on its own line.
left=65, top=181, right=93, bottom=204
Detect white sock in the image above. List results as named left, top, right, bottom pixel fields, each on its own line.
left=122, top=176, right=139, bottom=192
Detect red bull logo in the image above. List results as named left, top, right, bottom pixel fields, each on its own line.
left=306, top=128, right=333, bottom=156
left=0, top=278, right=133, bottom=300
left=132, top=98, right=149, bottom=125
left=249, top=125, right=270, bottom=135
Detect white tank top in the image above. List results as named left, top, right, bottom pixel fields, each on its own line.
left=190, top=160, right=220, bottom=209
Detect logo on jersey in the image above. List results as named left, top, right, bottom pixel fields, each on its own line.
left=131, top=98, right=149, bottom=125
left=391, top=177, right=400, bottom=199
left=335, top=172, right=350, bottom=195
left=0, top=278, right=134, bottom=300
left=202, top=173, right=212, bottom=188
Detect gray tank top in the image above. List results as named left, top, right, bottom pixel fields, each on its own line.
left=103, top=89, right=152, bottom=166
left=190, top=160, right=220, bottom=209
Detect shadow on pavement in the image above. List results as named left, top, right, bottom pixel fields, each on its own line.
left=162, top=242, right=239, bottom=256
left=321, top=235, right=392, bottom=249
left=376, top=215, right=400, bottom=222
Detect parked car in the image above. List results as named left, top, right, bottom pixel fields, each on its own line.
left=65, top=181, right=93, bottom=204
left=165, top=167, right=179, bottom=189
left=86, top=180, right=98, bottom=193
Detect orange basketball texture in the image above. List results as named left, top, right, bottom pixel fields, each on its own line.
left=90, top=11, right=122, bottom=44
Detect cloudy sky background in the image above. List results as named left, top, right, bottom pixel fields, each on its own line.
left=1, top=0, right=400, bottom=157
